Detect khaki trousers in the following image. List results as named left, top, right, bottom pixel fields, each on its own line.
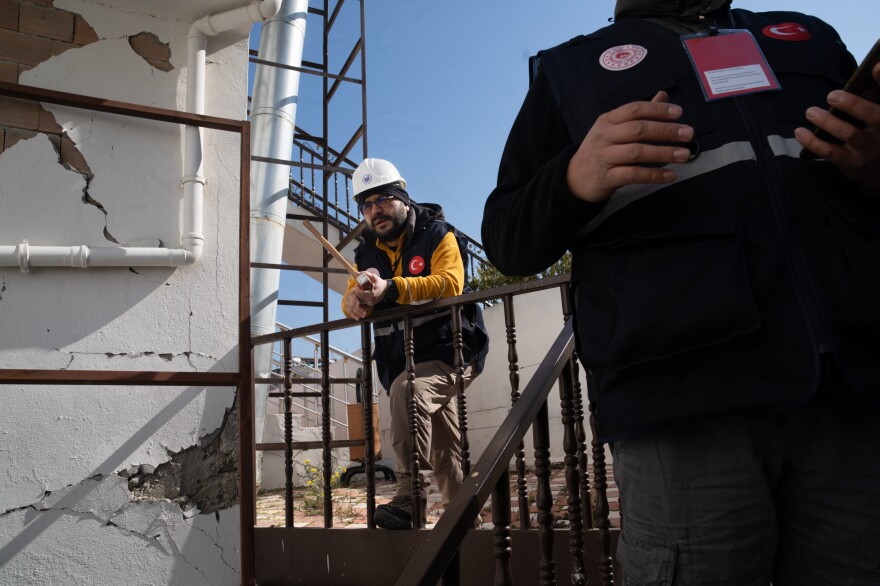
left=388, top=360, right=475, bottom=504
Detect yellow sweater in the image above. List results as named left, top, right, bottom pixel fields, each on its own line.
left=341, top=230, right=464, bottom=318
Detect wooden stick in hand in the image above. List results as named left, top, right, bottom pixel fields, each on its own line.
left=302, top=220, right=370, bottom=288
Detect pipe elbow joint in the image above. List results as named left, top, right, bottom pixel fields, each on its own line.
left=256, top=0, right=283, bottom=21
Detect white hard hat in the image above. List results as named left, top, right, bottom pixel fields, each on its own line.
left=352, top=158, right=407, bottom=200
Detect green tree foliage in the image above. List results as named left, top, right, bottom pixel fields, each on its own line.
left=469, top=253, right=571, bottom=304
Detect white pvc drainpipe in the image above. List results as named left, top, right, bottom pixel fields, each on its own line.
left=0, top=0, right=282, bottom=272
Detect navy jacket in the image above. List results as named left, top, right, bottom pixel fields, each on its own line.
left=483, top=10, right=880, bottom=440
left=356, top=203, right=489, bottom=391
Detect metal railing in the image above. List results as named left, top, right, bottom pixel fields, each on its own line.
left=0, top=80, right=256, bottom=582
left=267, top=328, right=379, bottom=431
left=248, top=273, right=617, bottom=585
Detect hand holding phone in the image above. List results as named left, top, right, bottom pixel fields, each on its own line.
left=800, top=39, right=880, bottom=158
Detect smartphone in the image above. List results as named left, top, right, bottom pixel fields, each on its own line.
left=800, top=38, right=880, bottom=158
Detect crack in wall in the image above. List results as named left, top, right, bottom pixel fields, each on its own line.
left=129, top=267, right=173, bottom=286
left=66, top=350, right=218, bottom=361
left=79, top=175, right=122, bottom=245
left=0, top=278, right=6, bottom=301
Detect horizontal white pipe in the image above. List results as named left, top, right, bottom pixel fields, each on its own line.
left=1, top=0, right=282, bottom=272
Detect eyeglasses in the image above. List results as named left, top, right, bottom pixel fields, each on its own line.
left=359, top=194, right=397, bottom=214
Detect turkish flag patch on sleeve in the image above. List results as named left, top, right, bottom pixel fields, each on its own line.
left=762, top=23, right=811, bottom=42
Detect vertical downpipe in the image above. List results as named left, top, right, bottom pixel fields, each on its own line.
left=250, top=0, right=310, bottom=480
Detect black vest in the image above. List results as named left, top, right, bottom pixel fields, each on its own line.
left=538, top=10, right=880, bottom=440
left=355, top=205, right=489, bottom=391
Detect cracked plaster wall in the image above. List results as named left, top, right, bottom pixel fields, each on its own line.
left=0, top=1, right=252, bottom=583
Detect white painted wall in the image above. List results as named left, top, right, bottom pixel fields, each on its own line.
left=0, top=1, right=250, bottom=583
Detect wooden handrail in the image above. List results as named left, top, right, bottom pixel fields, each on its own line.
left=395, top=321, right=576, bottom=585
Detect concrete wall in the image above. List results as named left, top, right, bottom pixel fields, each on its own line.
left=0, top=1, right=249, bottom=584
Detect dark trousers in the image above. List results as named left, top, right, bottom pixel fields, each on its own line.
left=612, top=360, right=880, bottom=585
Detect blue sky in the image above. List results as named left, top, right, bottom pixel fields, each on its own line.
left=359, top=0, right=878, bottom=240
left=254, top=0, right=878, bottom=352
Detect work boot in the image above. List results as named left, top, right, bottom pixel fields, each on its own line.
left=375, top=495, right=427, bottom=530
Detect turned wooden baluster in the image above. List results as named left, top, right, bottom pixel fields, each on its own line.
left=493, top=470, right=514, bottom=585
left=283, top=338, right=294, bottom=528
left=533, top=401, right=556, bottom=585
left=404, top=314, right=422, bottom=529
left=451, top=306, right=471, bottom=476
left=589, top=394, right=614, bottom=586
left=503, top=294, right=529, bottom=530
left=321, top=330, right=333, bottom=527
left=560, top=284, right=592, bottom=530
left=559, top=354, right=586, bottom=584
left=360, top=323, right=377, bottom=528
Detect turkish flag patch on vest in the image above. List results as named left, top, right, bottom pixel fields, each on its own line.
left=762, top=23, right=811, bottom=42
left=408, top=256, right=425, bottom=275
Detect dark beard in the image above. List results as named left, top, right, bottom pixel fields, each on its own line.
left=366, top=207, right=410, bottom=244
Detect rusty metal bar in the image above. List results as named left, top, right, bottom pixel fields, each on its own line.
left=0, top=81, right=243, bottom=132
left=251, top=274, right=571, bottom=346
left=559, top=354, right=586, bottom=584
left=590, top=396, right=614, bottom=586
left=403, top=313, right=422, bottom=529
left=251, top=154, right=353, bottom=173
left=250, top=262, right=349, bottom=275
left=335, top=220, right=366, bottom=251
left=237, top=120, right=256, bottom=586
left=360, top=322, right=377, bottom=528
left=331, top=124, right=363, bottom=168
left=321, top=330, right=333, bottom=528
left=283, top=338, right=294, bottom=528
left=562, top=283, right=592, bottom=531
left=277, top=300, right=325, bottom=307
left=258, top=439, right=363, bottom=451
left=451, top=305, right=471, bottom=476
left=395, top=322, right=574, bottom=585
left=326, top=39, right=362, bottom=103
left=359, top=0, right=368, bottom=159
left=263, top=377, right=360, bottom=385
left=492, top=470, right=513, bottom=585
left=0, top=370, right=240, bottom=386
left=326, top=0, right=346, bottom=31
left=534, top=400, right=556, bottom=586
left=247, top=56, right=360, bottom=84
left=503, top=294, right=529, bottom=530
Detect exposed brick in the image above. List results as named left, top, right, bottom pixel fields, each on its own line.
left=3, top=126, right=37, bottom=150
left=0, top=96, right=40, bottom=131
left=19, top=2, right=74, bottom=42
left=0, top=28, right=75, bottom=66
left=0, top=0, right=18, bottom=32
left=0, top=61, right=17, bottom=82
left=129, top=32, right=173, bottom=71
left=59, top=133, right=91, bottom=174
left=145, top=57, right=173, bottom=72
left=72, top=14, right=98, bottom=46
left=37, top=104, right=62, bottom=133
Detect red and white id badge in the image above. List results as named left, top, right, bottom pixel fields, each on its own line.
left=682, top=30, right=781, bottom=101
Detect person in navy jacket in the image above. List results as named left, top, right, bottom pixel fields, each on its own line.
left=482, top=0, right=880, bottom=582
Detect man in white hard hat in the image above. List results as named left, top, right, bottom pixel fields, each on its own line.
left=343, top=158, right=489, bottom=530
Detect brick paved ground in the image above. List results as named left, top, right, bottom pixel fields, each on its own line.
left=256, top=464, right=619, bottom=530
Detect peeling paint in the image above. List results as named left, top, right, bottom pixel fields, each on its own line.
left=126, top=401, right=240, bottom=514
